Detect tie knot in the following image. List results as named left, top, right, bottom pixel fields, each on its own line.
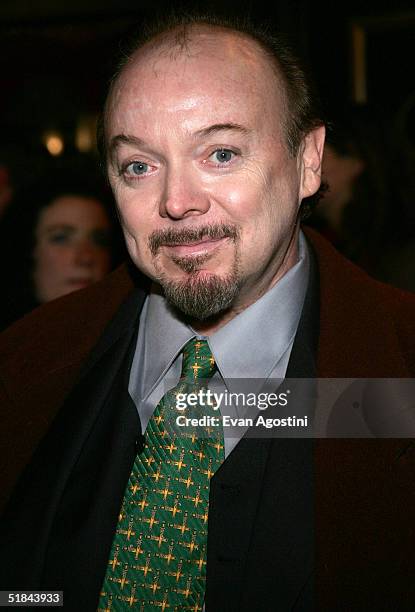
left=181, top=338, right=216, bottom=381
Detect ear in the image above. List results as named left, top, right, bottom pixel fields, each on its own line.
left=298, top=125, right=326, bottom=200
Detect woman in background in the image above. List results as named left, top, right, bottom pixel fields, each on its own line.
left=33, top=191, right=112, bottom=303
left=0, top=161, right=124, bottom=330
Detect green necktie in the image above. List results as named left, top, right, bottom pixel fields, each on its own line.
left=98, top=338, right=224, bottom=611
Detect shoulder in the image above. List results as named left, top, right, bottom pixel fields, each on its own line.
left=304, top=226, right=415, bottom=376
left=0, top=263, right=144, bottom=510
left=307, top=226, right=415, bottom=318
left=0, top=263, right=137, bottom=403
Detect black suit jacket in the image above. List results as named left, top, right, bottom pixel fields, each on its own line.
left=1, top=229, right=415, bottom=610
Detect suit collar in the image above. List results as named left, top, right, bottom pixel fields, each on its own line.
left=303, top=227, right=411, bottom=377
left=286, top=232, right=320, bottom=379
left=75, top=282, right=146, bottom=382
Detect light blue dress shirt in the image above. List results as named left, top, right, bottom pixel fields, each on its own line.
left=128, top=232, right=310, bottom=457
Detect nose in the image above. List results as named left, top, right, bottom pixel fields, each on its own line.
left=159, top=165, right=210, bottom=220
left=74, top=240, right=95, bottom=267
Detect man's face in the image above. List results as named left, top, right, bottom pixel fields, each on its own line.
left=106, top=29, right=323, bottom=324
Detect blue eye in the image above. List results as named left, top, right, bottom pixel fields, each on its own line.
left=211, top=149, right=234, bottom=163
left=126, top=161, right=149, bottom=176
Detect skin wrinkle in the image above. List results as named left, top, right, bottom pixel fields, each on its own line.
left=106, top=26, right=324, bottom=334
left=107, top=29, right=286, bottom=150
left=100, top=22, right=312, bottom=165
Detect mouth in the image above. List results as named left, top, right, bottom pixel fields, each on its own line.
left=67, top=278, right=93, bottom=289
left=163, top=236, right=228, bottom=258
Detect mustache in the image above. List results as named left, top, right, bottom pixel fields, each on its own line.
left=148, top=223, right=239, bottom=256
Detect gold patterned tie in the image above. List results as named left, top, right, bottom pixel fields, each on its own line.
left=98, top=338, right=224, bottom=611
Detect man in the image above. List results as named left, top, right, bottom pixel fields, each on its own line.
left=1, top=14, right=415, bottom=611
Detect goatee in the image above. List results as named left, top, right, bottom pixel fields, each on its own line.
left=162, top=269, right=240, bottom=319
left=149, top=223, right=241, bottom=319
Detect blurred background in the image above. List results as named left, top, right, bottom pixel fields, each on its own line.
left=0, top=0, right=414, bottom=328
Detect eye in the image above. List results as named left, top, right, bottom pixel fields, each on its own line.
left=208, top=148, right=237, bottom=165
left=125, top=161, right=150, bottom=177
left=47, top=230, right=72, bottom=244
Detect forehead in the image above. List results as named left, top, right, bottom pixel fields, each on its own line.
left=38, top=196, right=108, bottom=227
left=106, top=28, right=286, bottom=137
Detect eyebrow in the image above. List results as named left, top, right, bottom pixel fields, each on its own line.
left=108, top=134, right=148, bottom=161
left=108, top=123, right=250, bottom=160
left=194, top=123, right=250, bottom=139
left=44, top=224, right=76, bottom=233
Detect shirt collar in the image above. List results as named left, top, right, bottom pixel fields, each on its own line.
left=138, top=288, right=194, bottom=399
left=209, top=230, right=309, bottom=379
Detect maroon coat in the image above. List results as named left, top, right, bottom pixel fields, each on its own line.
left=1, top=228, right=415, bottom=609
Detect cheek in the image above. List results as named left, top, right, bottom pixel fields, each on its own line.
left=115, top=187, right=153, bottom=234
left=115, top=186, right=163, bottom=242
left=222, top=166, right=299, bottom=261
left=117, top=202, right=143, bottom=235
left=117, top=204, right=150, bottom=255
left=34, top=245, right=68, bottom=278
left=213, top=169, right=292, bottom=236
left=115, top=197, right=158, bottom=274
left=210, top=174, right=268, bottom=222
left=33, top=246, right=63, bottom=302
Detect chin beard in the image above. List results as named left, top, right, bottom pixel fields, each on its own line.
left=161, top=270, right=241, bottom=320
left=149, top=222, right=241, bottom=320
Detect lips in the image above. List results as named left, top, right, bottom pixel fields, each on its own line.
left=148, top=223, right=239, bottom=256
left=67, top=278, right=93, bottom=289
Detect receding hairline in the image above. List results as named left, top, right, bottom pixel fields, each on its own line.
left=124, top=22, right=280, bottom=67
left=98, top=15, right=324, bottom=172
left=104, top=23, right=290, bottom=143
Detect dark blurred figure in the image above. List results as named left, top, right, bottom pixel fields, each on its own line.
left=306, top=105, right=415, bottom=291
left=0, top=160, right=125, bottom=330
left=0, top=163, right=13, bottom=220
